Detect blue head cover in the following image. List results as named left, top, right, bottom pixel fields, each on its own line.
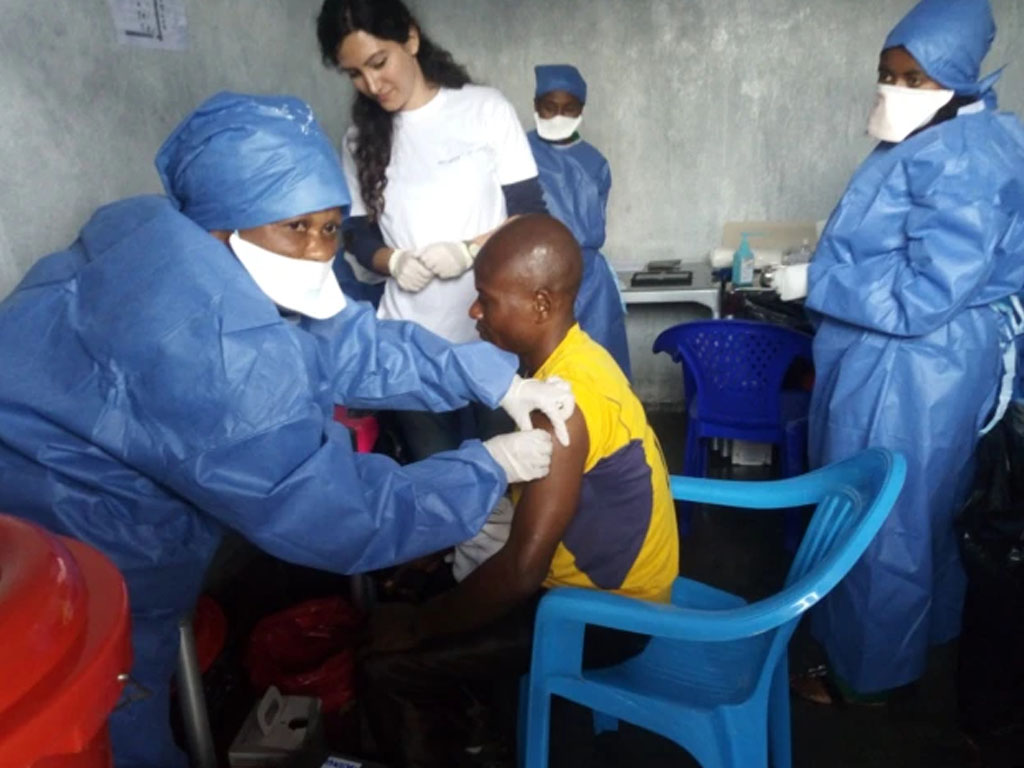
left=883, top=0, right=998, bottom=95
left=155, top=92, right=351, bottom=231
left=534, top=64, right=588, bottom=103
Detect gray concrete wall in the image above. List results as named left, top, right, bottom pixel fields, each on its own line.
left=2, top=0, right=1022, bottom=305
left=414, top=0, right=1024, bottom=270
left=0, top=0, right=349, bottom=296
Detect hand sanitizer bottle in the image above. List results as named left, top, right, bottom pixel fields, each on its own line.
left=732, top=233, right=755, bottom=287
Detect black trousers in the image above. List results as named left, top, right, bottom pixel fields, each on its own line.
left=358, top=593, right=648, bottom=768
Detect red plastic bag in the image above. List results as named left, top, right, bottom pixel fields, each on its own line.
left=244, top=596, right=364, bottom=712
left=193, top=594, right=227, bottom=674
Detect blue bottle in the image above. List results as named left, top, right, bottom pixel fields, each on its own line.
left=732, top=233, right=755, bottom=287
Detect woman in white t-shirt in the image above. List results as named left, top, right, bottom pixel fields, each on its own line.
left=317, top=0, right=547, bottom=459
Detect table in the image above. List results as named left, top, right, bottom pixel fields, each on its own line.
left=617, top=263, right=722, bottom=407
left=618, top=262, right=721, bottom=318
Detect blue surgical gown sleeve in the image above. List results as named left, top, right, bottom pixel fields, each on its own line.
left=304, top=301, right=519, bottom=411
left=166, top=416, right=504, bottom=573
left=595, top=155, right=611, bottom=248
left=807, top=147, right=1010, bottom=337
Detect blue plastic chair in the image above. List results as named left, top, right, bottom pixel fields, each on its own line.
left=653, top=320, right=813, bottom=545
left=520, top=448, right=906, bottom=768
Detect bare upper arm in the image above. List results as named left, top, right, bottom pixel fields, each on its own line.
left=501, top=407, right=590, bottom=580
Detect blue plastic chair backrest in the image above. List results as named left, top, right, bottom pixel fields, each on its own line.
left=666, top=448, right=905, bottom=643
left=654, top=320, right=812, bottom=429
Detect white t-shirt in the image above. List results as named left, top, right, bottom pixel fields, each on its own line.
left=343, top=85, right=537, bottom=342
left=451, top=495, right=514, bottom=582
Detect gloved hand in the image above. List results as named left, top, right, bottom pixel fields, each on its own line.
left=483, top=429, right=554, bottom=484
left=388, top=249, right=434, bottom=293
left=499, top=374, right=575, bottom=447
left=766, top=263, right=810, bottom=302
left=416, top=240, right=479, bottom=280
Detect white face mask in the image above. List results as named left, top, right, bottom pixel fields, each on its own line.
left=534, top=112, right=582, bottom=142
left=866, top=83, right=955, bottom=143
left=229, top=231, right=347, bottom=320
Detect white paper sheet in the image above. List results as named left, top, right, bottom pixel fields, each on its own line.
left=107, top=0, right=188, bottom=51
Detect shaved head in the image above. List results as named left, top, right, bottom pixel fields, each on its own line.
left=476, top=214, right=583, bottom=304
left=470, top=215, right=583, bottom=366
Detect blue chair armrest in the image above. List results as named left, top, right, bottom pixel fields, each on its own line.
left=536, top=585, right=799, bottom=643
left=671, top=577, right=746, bottom=609
left=669, top=449, right=902, bottom=510
left=670, top=472, right=825, bottom=510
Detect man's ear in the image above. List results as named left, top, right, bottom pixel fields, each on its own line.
left=533, top=288, right=552, bottom=322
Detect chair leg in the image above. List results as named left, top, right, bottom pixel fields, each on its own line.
left=523, top=680, right=553, bottom=768
left=592, top=710, right=619, bottom=735
left=769, top=657, right=793, bottom=768
left=517, top=676, right=528, bottom=768
left=780, top=424, right=808, bottom=552
left=782, top=510, right=801, bottom=554
left=681, top=426, right=705, bottom=536
left=680, top=506, right=692, bottom=537
left=780, top=419, right=807, bottom=478
left=177, top=616, right=217, bottom=768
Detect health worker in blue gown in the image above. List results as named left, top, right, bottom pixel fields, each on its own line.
left=0, top=92, right=576, bottom=768
left=805, top=0, right=1024, bottom=698
left=527, top=64, right=631, bottom=378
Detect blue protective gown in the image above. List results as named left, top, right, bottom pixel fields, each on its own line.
left=527, top=130, right=631, bottom=378
left=0, top=196, right=517, bottom=767
left=806, top=104, right=1024, bottom=693
left=333, top=254, right=385, bottom=307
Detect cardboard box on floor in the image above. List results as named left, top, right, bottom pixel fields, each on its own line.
left=229, top=686, right=325, bottom=767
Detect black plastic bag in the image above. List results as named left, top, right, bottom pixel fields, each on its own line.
left=956, top=404, right=1024, bottom=737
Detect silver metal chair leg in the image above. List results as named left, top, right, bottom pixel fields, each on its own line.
left=348, top=572, right=375, bottom=613
left=177, top=615, right=218, bottom=768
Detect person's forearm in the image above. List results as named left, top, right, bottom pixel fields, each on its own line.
left=307, top=301, right=519, bottom=410
left=417, top=550, right=544, bottom=639
left=344, top=216, right=392, bottom=274
left=172, top=422, right=506, bottom=577
left=371, top=246, right=394, bottom=275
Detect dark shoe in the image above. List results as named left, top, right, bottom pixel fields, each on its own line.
left=458, top=740, right=515, bottom=768
left=790, top=664, right=888, bottom=707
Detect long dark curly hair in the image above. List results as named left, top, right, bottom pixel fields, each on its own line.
left=317, top=0, right=471, bottom=221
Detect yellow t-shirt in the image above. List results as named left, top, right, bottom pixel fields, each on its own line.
left=533, top=324, right=678, bottom=603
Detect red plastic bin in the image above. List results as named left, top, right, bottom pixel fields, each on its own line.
left=0, top=514, right=132, bottom=768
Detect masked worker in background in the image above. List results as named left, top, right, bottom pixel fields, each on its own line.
left=0, top=91, right=575, bottom=768
left=801, top=0, right=1024, bottom=704
left=527, top=64, right=631, bottom=379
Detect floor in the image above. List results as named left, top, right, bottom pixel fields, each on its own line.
left=198, top=410, right=1023, bottom=768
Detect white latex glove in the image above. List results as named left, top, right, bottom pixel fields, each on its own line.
left=483, top=429, right=554, bottom=484
left=767, top=263, right=810, bottom=302
left=499, top=374, right=575, bottom=447
left=416, top=240, right=478, bottom=280
left=388, top=249, right=434, bottom=293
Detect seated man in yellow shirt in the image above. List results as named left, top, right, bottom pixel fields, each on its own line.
left=361, top=214, right=679, bottom=768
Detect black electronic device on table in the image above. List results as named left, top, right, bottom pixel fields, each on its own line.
left=646, top=259, right=683, bottom=272
left=631, top=269, right=693, bottom=288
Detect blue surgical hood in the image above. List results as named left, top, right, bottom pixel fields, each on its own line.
left=155, top=91, right=351, bottom=231
left=534, top=64, right=588, bottom=103
left=884, top=0, right=999, bottom=95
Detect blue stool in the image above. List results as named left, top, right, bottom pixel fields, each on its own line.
left=520, top=449, right=907, bottom=768
left=654, top=320, right=812, bottom=548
